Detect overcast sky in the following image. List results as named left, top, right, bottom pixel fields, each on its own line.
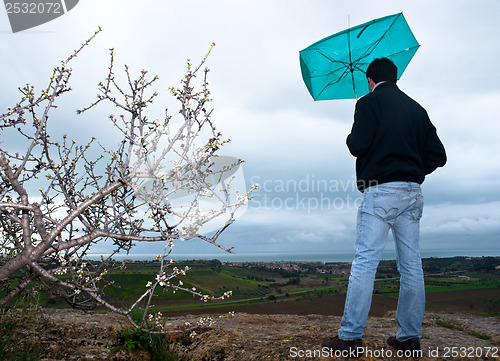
left=1, top=0, right=499, bottom=260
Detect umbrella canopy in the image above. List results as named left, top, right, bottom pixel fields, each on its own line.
left=300, top=13, right=420, bottom=100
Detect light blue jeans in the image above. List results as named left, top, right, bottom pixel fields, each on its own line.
left=338, top=181, right=425, bottom=341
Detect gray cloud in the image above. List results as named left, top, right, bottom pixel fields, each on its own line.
left=1, top=0, right=499, bottom=259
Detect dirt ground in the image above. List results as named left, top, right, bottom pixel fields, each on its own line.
left=5, top=287, right=499, bottom=360
left=18, top=308, right=500, bottom=360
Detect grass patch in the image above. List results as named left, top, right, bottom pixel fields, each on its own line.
left=468, top=331, right=491, bottom=340
left=436, top=319, right=464, bottom=331
left=435, top=319, right=492, bottom=340
left=425, top=282, right=500, bottom=293
left=112, top=307, right=190, bottom=361
left=0, top=309, right=44, bottom=361
left=113, top=327, right=189, bottom=361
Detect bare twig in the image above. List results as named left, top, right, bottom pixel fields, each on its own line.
left=0, top=32, right=250, bottom=334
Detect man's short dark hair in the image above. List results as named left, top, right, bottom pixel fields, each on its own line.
left=366, top=58, right=398, bottom=84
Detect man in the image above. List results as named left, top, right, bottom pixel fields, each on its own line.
left=321, top=58, right=446, bottom=356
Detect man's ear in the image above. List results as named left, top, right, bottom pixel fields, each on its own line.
left=367, top=77, right=376, bottom=92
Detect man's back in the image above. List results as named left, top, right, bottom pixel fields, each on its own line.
left=346, top=82, right=446, bottom=191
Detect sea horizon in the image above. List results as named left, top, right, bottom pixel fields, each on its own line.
left=87, top=248, right=500, bottom=263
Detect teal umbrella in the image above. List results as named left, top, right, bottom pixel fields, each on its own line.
left=300, top=13, right=420, bottom=100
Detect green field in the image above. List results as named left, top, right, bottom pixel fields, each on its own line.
left=373, top=273, right=500, bottom=297
left=101, top=265, right=272, bottom=304
left=96, top=257, right=500, bottom=316
left=2, top=256, right=499, bottom=316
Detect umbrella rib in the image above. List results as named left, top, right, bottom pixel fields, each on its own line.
left=353, top=43, right=419, bottom=78
left=355, top=13, right=418, bottom=68
left=311, top=45, right=364, bottom=99
left=381, top=45, right=420, bottom=60
left=315, top=67, right=352, bottom=100
left=305, top=49, right=353, bottom=79
left=314, top=49, right=350, bottom=66
left=366, top=14, right=402, bottom=56
left=330, top=16, right=399, bottom=75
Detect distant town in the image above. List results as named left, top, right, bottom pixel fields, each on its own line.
left=119, top=255, right=500, bottom=278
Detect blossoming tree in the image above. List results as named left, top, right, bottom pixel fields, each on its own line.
left=0, top=29, right=249, bottom=333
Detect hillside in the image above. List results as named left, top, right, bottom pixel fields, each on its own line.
left=2, top=257, right=498, bottom=359
left=9, top=307, right=500, bottom=360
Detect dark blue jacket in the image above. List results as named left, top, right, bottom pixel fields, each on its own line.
left=347, top=82, right=447, bottom=192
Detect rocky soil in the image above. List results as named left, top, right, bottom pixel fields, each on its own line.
left=12, top=308, right=500, bottom=360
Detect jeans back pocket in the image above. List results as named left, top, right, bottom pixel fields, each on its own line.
left=373, top=193, right=401, bottom=221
